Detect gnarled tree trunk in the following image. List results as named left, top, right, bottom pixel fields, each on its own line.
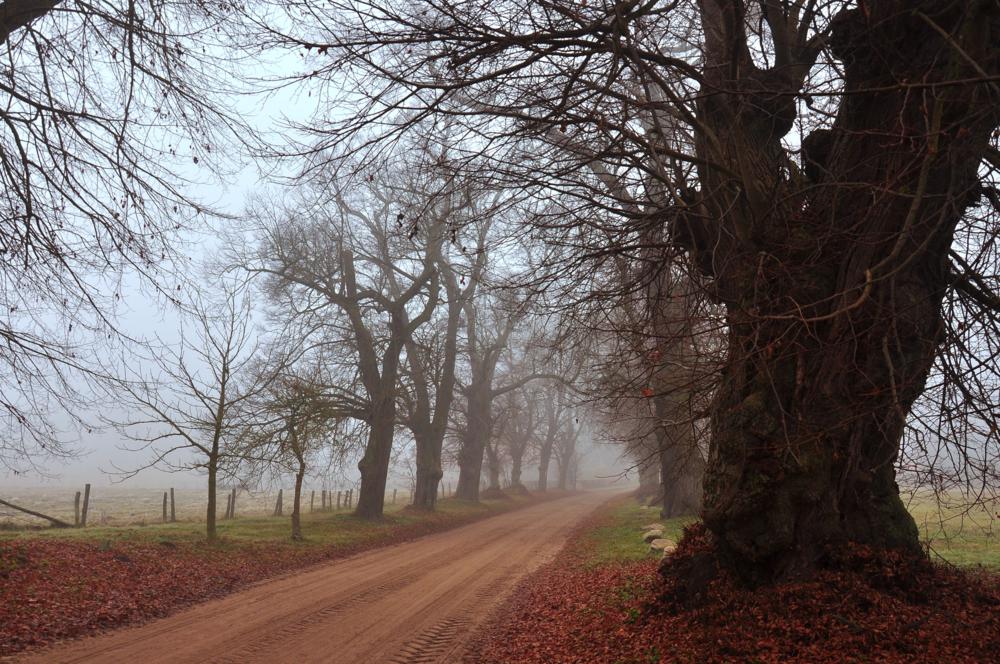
left=685, top=1, right=1000, bottom=582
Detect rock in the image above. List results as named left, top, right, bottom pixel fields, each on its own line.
left=649, top=538, right=677, bottom=553
left=640, top=523, right=664, bottom=532
left=642, top=530, right=664, bottom=543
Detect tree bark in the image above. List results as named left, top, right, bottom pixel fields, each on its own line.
left=686, top=2, right=1000, bottom=581
left=657, top=424, right=704, bottom=519
left=411, top=429, right=443, bottom=510
left=509, top=450, right=524, bottom=490
left=291, top=462, right=305, bottom=540
left=206, top=460, right=217, bottom=543
left=636, top=456, right=659, bottom=501
left=485, top=440, right=502, bottom=491
left=556, top=456, right=570, bottom=491
left=356, top=407, right=395, bottom=518
left=536, top=390, right=561, bottom=492
left=536, top=444, right=552, bottom=492
left=456, top=384, right=492, bottom=501
left=406, top=260, right=464, bottom=511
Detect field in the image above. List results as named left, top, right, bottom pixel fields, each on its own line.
left=0, top=484, right=414, bottom=530
left=3, top=486, right=995, bottom=569
left=906, top=493, right=999, bottom=568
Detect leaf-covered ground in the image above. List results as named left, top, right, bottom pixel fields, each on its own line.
left=0, top=496, right=549, bottom=657
left=469, top=503, right=1000, bottom=664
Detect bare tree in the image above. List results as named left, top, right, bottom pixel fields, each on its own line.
left=107, top=285, right=271, bottom=542
left=496, top=387, right=539, bottom=494
left=0, top=1, right=241, bottom=473
left=454, top=290, right=537, bottom=501
left=394, top=174, right=497, bottom=510
left=246, top=0, right=1000, bottom=581
left=237, top=364, right=348, bottom=540
left=244, top=167, right=444, bottom=519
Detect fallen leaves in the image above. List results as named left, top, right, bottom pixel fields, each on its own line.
left=470, top=518, right=1000, bottom=664
left=0, top=503, right=537, bottom=657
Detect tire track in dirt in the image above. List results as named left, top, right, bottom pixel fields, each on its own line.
left=18, top=490, right=617, bottom=664
left=208, top=572, right=421, bottom=664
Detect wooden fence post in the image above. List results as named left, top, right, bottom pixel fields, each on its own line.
left=162, top=492, right=168, bottom=523
left=310, top=490, right=315, bottom=513
left=231, top=488, right=237, bottom=519
left=336, top=491, right=341, bottom=510
left=392, top=489, right=397, bottom=505
left=273, top=489, right=283, bottom=517
left=80, top=483, right=91, bottom=527
left=74, top=491, right=81, bottom=527
left=170, top=488, right=176, bottom=522
left=322, top=490, right=327, bottom=510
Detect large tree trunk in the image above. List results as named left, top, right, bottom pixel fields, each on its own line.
left=556, top=455, right=571, bottom=491
left=658, top=434, right=703, bottom=519
left=411, top=428, right=443, bottom=510
left=456, top=385, right=491, bottom=501
left=536, top=391, right=560, bottom=491
left=636, top=455, right=659, bottom=500
left=652, top=387, right=704, bottom=519
left=485, top=441, right=502, bottom=491
left=536, top=443, right=552, bottom=491
left=356, top=405, right=395, bottom=519
left=686, top=2, right=1000, bottom=582
left=509, top=449, right=524, bottom=489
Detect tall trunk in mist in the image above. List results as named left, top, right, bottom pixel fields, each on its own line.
left=455, top=289, right=521, bottom=502
left=327, top=240, right=438, bottom=520
left=411, top=428, right=443, bottom=510
left=654, top=394, right=704, bottom=519
left=556, top=453, right=571, bottom=491
left=536, top=450, right=551, bottom=491
left=555, top=418, right=580, bottom=491
left=636, top=455, right=660, bottom=500
left=456, top=381, right=493, bottom=500
left=510, top=452, right=524, bottom=489
left=485, top=439, right=502, bottom=491
left=536, top=388, right=561, bottom=492
left=408, top=247, right=479, bottom=511
left=680, top=1, right=1000, bottom=581
left=502, top=393, right=534, bottom=493
left=644, top=243, right=706, bottom=518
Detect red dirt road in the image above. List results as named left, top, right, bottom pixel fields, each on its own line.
left=18, top=491, right=616, bottom=664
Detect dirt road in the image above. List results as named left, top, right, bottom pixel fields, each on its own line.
left=20, top=490, right=616, bottom=664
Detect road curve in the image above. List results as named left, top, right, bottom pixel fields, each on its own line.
left=19, top=490, right=617, bottom=664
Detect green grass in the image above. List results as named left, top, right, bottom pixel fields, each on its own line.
left=580, top=498, right=694, bottom=567
left=907, top=495, right=999, bottom=569
left=0, top=495, right=535, bottom=550
left=581, top=494, right=998, bottom=570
